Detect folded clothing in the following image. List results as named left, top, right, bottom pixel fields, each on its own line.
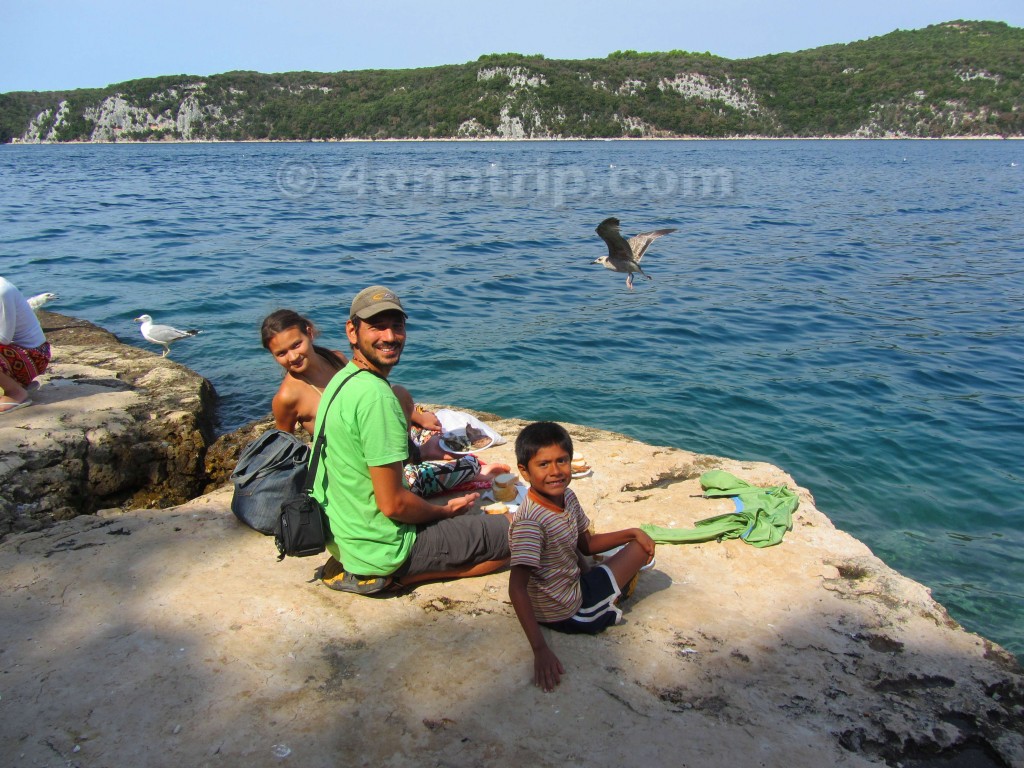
left=642, top=470, right=797, bottom=549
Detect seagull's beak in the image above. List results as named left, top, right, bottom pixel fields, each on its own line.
left=133, top=316, right=144, bottom=323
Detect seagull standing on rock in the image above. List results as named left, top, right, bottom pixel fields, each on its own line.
left=134, top=314, right=201, bottom=357
left=592, top=217, right=678, bottom=289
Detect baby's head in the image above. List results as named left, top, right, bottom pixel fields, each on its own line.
left=515, top=422, right=574, bottom=495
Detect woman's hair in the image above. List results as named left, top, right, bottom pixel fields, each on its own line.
left=260, top=309, right=316, bottom=349
left=515, top=421, right=573, bottom=467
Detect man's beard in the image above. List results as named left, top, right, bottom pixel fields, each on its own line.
left=354, top=336, right=402, bottom=373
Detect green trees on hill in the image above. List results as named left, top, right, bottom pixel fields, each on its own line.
left=735, top=21, right=1024, bottom=136
left=2, top=20, right=1021, bottom=142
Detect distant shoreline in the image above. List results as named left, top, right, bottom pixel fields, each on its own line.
left=7, top=134, right=1022, bottom=146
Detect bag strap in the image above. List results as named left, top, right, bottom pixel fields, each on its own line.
left=303, top=369, right=363, bottom=494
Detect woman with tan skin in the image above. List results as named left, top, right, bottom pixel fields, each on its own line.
left=262, top=309, right=439, bottom=440
left=261, top=309, right=509, bottom=494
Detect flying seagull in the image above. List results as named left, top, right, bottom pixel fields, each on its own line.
left=593, top=217, right=678, bottom=289
left=27, top=292, right=59, bottom=311
left=134, top=314, right=201, bottom=357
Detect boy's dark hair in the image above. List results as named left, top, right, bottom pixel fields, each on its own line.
left=515, top=421, right=573, bottom=467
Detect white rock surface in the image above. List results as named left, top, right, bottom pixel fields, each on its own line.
left=1, top=411, right=1021, bottom=766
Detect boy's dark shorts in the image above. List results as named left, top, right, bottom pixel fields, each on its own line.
left=540, top=564, right=623, bottom=635
left=394, top=513, right=510, bottom=579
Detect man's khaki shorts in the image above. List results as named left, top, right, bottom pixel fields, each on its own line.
left=394, top=513, right=510, bottom=579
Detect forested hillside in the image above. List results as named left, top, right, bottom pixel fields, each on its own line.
left=1, top=20, right=1020, bottom=143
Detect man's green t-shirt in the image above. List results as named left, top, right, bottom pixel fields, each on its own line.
left=309, top=362, right=415, bottom=576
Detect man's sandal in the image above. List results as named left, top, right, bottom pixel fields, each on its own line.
left=325, top=571, right=392, bottom=594
left=319, top=557, right=392, bottom=595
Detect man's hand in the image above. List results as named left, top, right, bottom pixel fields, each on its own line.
left=371, top=463, right=476, bottom=524
left=533, top=646, right=565, bottom=692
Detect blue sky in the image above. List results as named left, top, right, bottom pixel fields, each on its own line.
left=2, top=0, right=1022, bottom=93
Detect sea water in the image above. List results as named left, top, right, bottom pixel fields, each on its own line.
left=2, top=139, right=1022, bottom=659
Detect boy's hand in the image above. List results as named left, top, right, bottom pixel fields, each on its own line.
left=533, top=646, right=565, bottom=692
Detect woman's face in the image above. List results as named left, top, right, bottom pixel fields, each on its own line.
left=267, top=326, right=314, bottom=375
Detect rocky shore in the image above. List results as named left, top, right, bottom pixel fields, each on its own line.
left=1, top=315, right=1021, bottom=767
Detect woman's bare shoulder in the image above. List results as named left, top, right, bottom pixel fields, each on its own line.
left=274, top=374, right=306, bottom=402
left=271, top=377, right=304, bottom=431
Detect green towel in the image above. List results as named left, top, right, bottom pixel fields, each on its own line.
left=641, top=470, right=798, bottom=548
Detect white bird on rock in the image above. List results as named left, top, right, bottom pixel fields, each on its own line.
left=592, top=217, right=677, bottom=289
left=27, top=292, right=59, bottom=311
left=134, top=313, right=201, bottom=357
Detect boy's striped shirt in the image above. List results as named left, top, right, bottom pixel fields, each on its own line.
left=509, top=487, right=590, bottom=622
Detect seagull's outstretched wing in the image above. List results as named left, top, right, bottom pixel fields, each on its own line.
left=596, top=217, right=634, bottom=261
left=628, top=228, right=678, bottom=262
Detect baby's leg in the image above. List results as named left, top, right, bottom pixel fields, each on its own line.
left=406, top=456, right=481, bottom=497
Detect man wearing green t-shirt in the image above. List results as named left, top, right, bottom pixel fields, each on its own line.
left=310, top=285, right=510, bottom=594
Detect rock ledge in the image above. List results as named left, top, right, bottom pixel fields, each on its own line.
left=0, top=311, right=215, bottom=537
left=0, top=316, right=1021, bottom=767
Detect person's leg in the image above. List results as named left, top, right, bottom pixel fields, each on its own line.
left=397, top=557, right=508, bottom=587
left=541, top=565, right=622, bottom=634
left=603, top=541, right=653, bottom=590
left=405, top=456, right=481, bottom=497
left=0, top=367, right=29, bottom=407
left=0, top=342, right=44, bottom=407
left=415, top=432, right=450, bottom=460
left=393, top=514, right=510, bottom=585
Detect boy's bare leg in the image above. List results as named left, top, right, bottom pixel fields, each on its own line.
left=604, top=541, right=653, bottom=589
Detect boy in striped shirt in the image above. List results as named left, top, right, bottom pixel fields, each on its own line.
left=508, top=421, right=655, bottom=692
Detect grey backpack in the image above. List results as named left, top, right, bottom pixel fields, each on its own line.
left=230, top=429, right=311, bottom=535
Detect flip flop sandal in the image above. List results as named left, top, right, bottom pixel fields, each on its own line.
left=0, top=399, right=32, bottom=415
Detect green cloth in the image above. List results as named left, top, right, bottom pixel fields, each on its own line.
left=641, top=470, right=797, bottom=548
left=310, top=362, right=415, bottom=576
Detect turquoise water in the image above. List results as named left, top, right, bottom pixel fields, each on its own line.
left=2, top=140, right=1022, bottom=659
